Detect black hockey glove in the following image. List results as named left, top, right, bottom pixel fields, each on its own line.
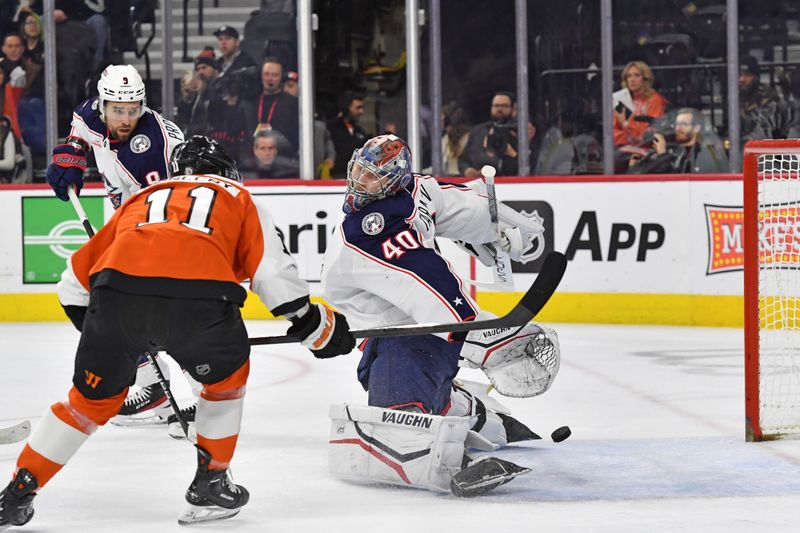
left=287, top=303, right=356, bottom=359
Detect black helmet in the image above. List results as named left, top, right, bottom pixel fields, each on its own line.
left=169, top=135, right=242, bottom=181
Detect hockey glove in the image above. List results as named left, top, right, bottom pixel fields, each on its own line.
left=47, top=141, right=88, bottom=201
left=460, top=317, right=560, bottom=398
left=287, top=303, right=356, bottom=359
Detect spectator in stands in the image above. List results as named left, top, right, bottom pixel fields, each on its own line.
left=248, top=128, right=299, bottom=178
left=0, top=66, right=4, bottom=115
left=458, top=91, right=527, bottom=177
left=276, top=69, right=335, bottom=178
left=441, top=101, right=470, bottom=176
left=613, top=61, right=668, bottom=172
left=17, top=12, right=45, bottom=154
left=176, top=55, right=219, bottom=137
left=313, top=117, right=336, bottom=179
left=0, top=114, right=24, bottom=183
left=327, top=91, right=369, bottom=179
left=55, top=0, right=108, bottom=71
left=739, top=55, right=781, bottom=142
left=1, top=33, right=27, bottom=139
left=214, top=25, right=258, bottom=101
left=283, top=70, right=298, bottom=97
left=247, top=56, right=299, bottom=153
left=627, top=108, right=728, bottom=174
left=613, top=61, right=668, bottom=147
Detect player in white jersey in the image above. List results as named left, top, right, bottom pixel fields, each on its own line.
left=321, top=135, right=562, bottom=496
left=45, top=65, right=192, bottom=430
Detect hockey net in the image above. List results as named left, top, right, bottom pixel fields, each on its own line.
left=744, top=139, right=800, bottom=441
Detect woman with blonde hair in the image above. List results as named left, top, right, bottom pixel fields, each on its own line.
left=613, top=60, right=667, bottom=147
left=441, top=101, right=470, bottom=176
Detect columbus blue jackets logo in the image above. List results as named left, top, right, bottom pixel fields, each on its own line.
left=130, top=134, right=151, bottom=154
left=362, top=212, right=385, bottom=235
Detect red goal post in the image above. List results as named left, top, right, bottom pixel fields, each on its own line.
left=744, top=139, right=800, bottom=441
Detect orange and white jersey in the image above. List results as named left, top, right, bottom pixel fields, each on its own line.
left=58, top=174, right=310, bottom=317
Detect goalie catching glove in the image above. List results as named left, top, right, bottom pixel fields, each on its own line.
left=460, top=316, right=560, bottom=398
left=455, top=179, right=546, bottom=265
left=46, top=137, right=88, bottom=201
left=287, top=303, right=356, bottom=359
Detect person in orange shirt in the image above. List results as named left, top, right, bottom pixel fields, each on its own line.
left=0, top=136, right=356, bottom=528
left=613, top=61, right=668, bottom=171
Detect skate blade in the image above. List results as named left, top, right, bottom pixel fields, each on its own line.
left=178, top=504, right=241, bottom=525
left=110, top=413, right=169, bottom=427
left=168, top=424, right=197, bottom=443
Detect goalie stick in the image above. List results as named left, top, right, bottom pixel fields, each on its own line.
left=0, top=421, right=30, bottom=445
left=250, top=250, right=567, bottom=346
left=479, top=164, right=515, bottom=291
left=67, top=187, right=191, bottom=439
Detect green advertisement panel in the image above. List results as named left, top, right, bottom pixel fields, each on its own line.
left=22, top=197, right=104, bottom=284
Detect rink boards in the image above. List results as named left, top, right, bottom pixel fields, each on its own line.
left=0, top=175, right=745, bottom=326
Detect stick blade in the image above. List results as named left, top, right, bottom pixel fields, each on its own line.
left=0, top=420, right=31, bottom=445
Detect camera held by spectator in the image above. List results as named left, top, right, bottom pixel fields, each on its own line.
left=486, top=122, right=513, bottom=154
left=215, top=66, right=259, bottom=100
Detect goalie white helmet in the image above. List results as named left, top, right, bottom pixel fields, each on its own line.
left=96, top=65, right=146, bottom=122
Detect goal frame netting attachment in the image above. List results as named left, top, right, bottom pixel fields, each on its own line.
left=744, top=139, right=800, bottom=441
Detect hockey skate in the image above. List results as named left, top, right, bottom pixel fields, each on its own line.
left=167, top=403, right=197, bottom=442
left=0, top=469, right=37, bottom=530
left=178, top=448, right=249, bottom=525
left=110, top=382, right=172, bottom=427
left=450, top=455, right=531, bottom=497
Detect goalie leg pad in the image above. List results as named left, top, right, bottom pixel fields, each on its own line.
left=328, top=404, right=469, bottom=492
left=449, top=380, right=541, bottom=449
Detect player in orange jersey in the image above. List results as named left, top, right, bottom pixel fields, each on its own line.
left=0, top=136, right=356, bottom=528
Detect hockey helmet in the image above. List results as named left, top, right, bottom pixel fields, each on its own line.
left=169, top=135, right=242, bottom=182
left=344, top=134, right=413, bottom=213
left=97, top=65, right=146, bottom=122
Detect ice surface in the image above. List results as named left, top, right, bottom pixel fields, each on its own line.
left=2, top=321, right=800, bottom=532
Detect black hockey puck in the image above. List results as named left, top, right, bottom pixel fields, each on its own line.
left=551, top=426, right=571, bottom=443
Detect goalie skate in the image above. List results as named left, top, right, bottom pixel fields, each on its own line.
left=450, top=456, right=531, bottom=497
left=110, top=383, right=171, bottom=427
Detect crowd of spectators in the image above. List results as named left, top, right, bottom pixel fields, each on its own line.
left=3, top=1, right=800, bottom=181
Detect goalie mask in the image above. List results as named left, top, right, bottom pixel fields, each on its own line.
left=169, top=135, right=242, bottom=182
left=343, top=135, right=413, bottom=214
left=96, top=65, right=146, bottom=122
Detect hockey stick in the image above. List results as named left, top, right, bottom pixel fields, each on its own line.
left=67, top=187, right=191, bottom=439
left=481, top=165, right=515, bottom=291
left=250, top=250, right=567, bottom=346
left=0, top=421, right=31, bottom=445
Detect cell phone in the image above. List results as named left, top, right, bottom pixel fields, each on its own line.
left=615, top=102, right=632, bottom=118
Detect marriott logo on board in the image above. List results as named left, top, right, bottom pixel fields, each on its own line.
left=704, top=203, right=800, bottom=274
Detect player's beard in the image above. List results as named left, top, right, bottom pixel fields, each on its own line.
left=110, top=123, right=135, bottom=141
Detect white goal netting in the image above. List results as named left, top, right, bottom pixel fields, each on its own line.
left=755, top=152, right=800, bottom=437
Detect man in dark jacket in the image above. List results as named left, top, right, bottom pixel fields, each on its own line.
left=327, top=91, right=369, bottom=178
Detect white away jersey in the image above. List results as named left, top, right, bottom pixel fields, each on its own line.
left=321, top=176, right=497, bottom=336
left=69, top=97, right=184, bottom=208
